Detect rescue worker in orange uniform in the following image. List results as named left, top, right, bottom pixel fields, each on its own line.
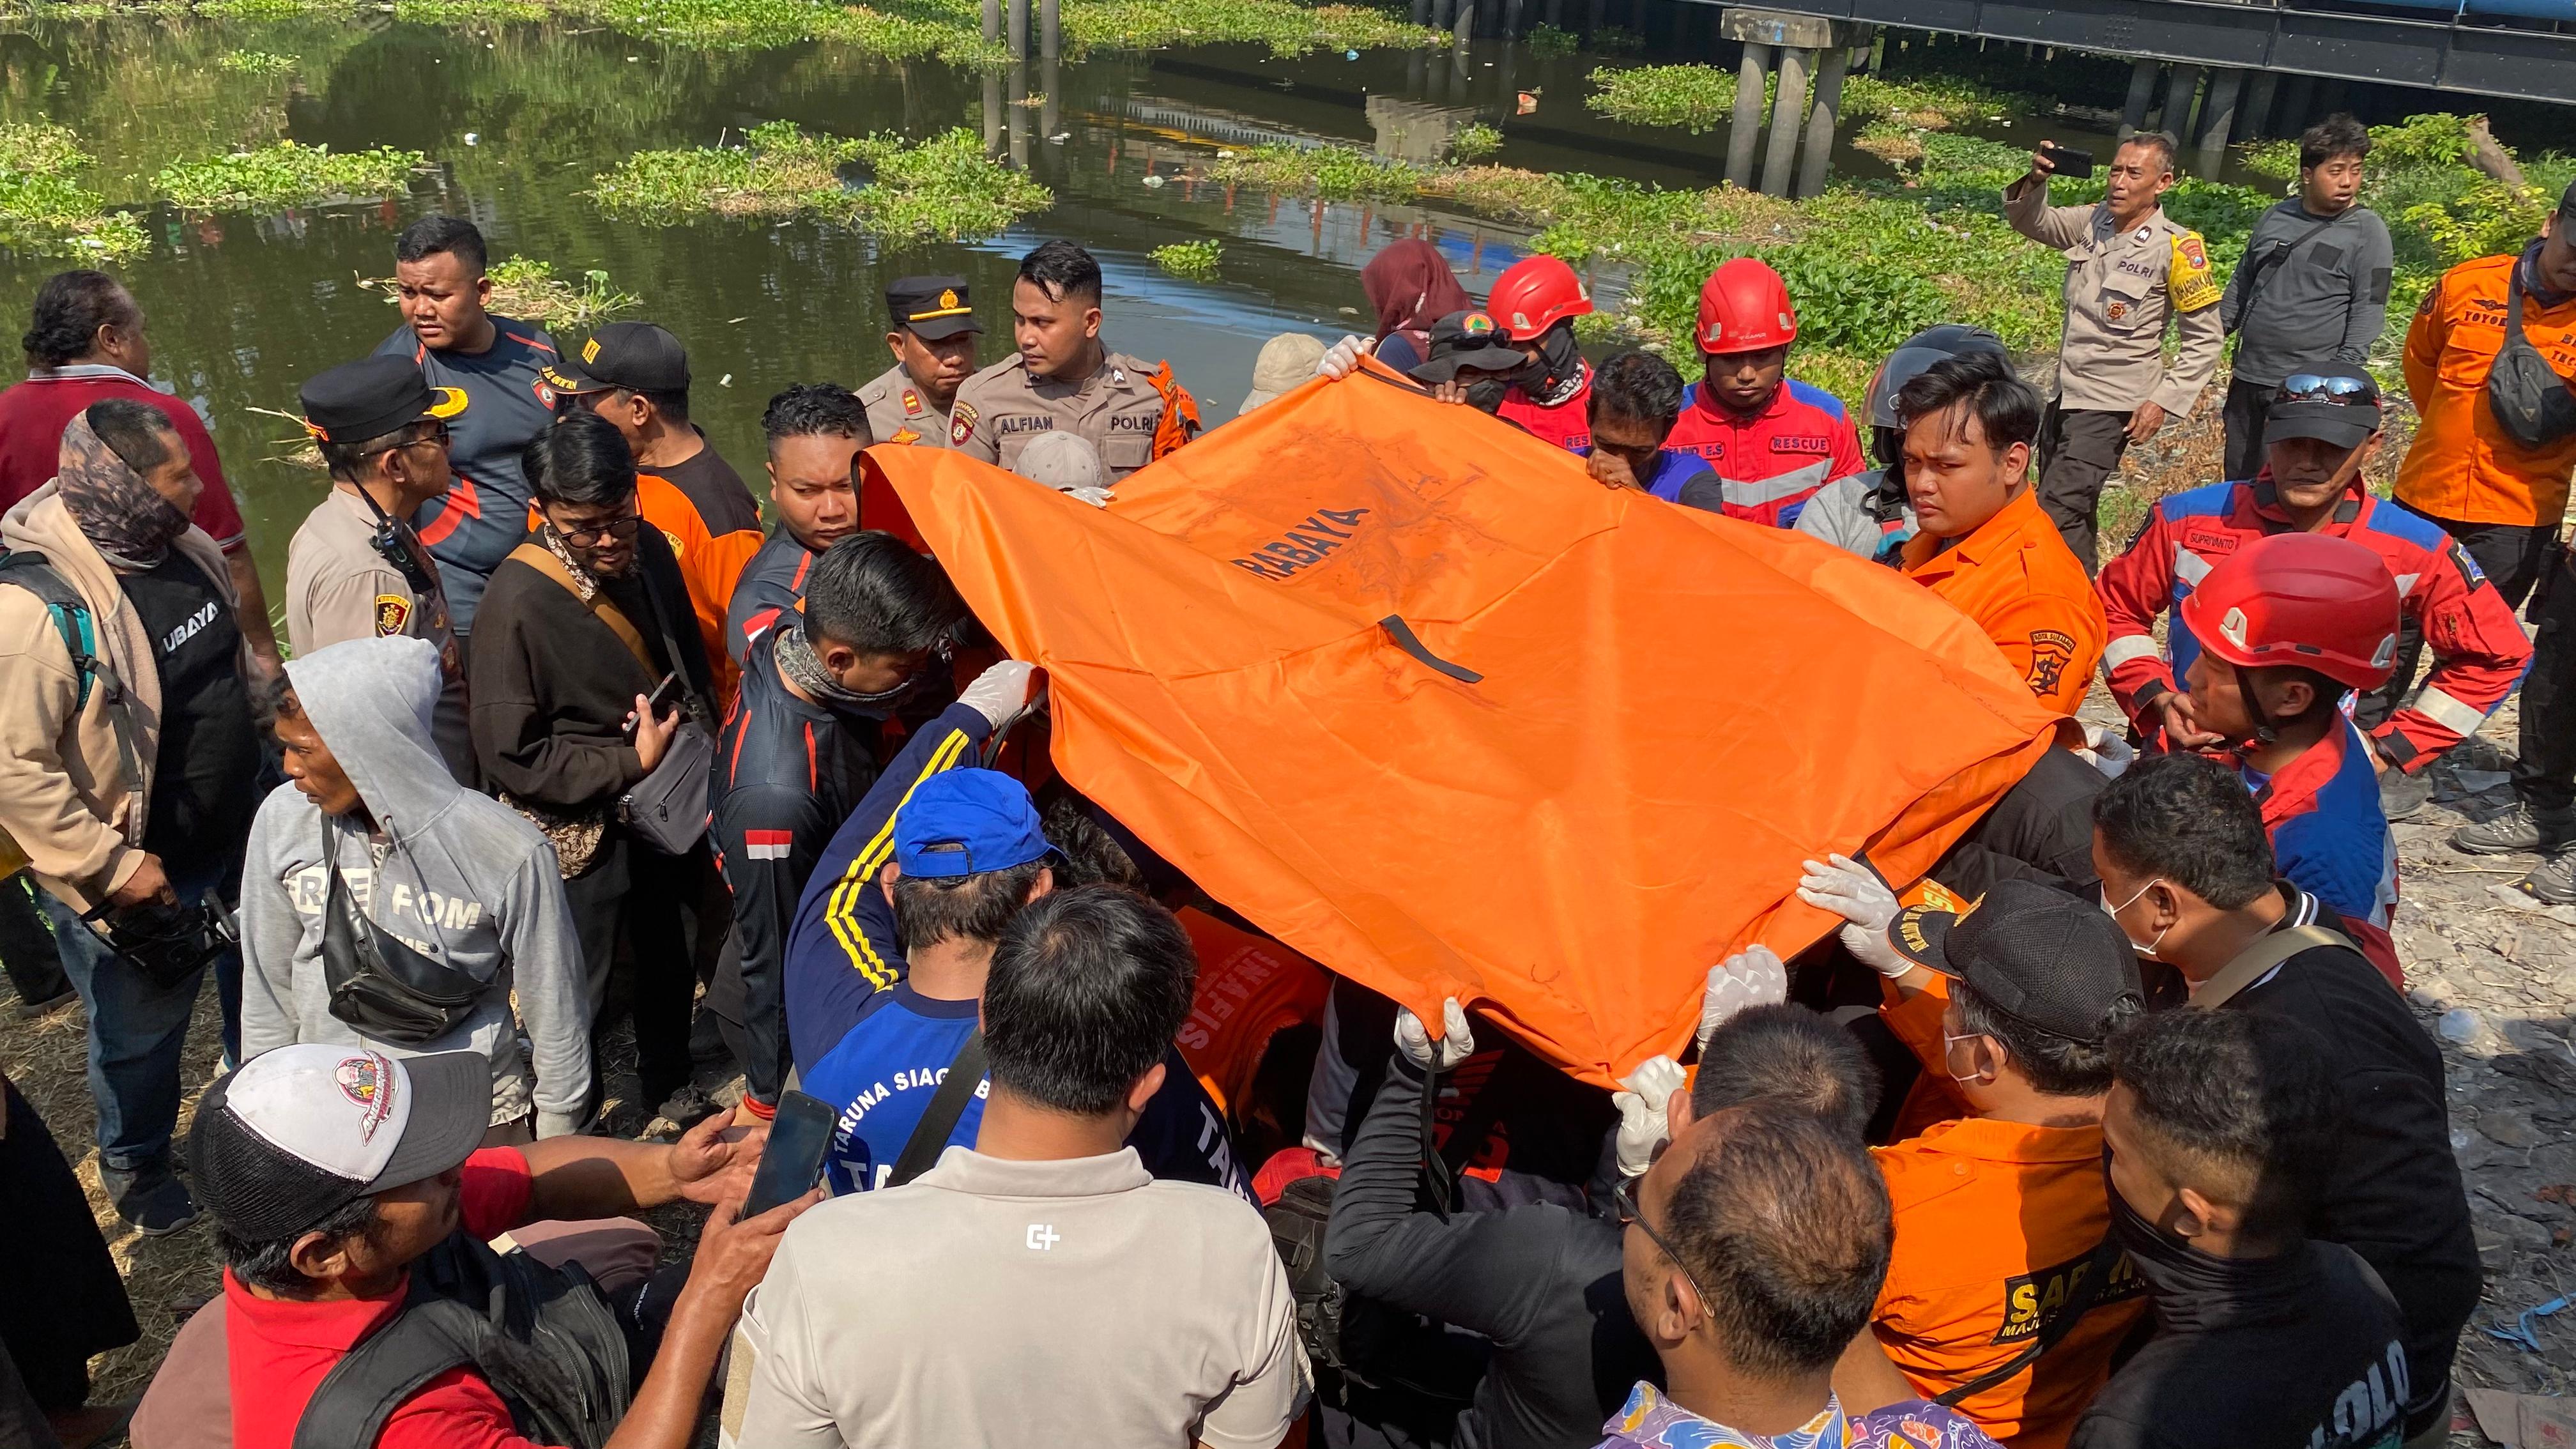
left=1485, top=254, right=1597, bottom=454
left=1896, top=353, right=2107, bottom=716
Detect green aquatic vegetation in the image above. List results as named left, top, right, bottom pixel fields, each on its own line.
left=0, top=123, right=146, bottom=261
left=847, top=126, right=1051, bottom=240
left=592, top=123, right=1047, bottom=241
left=360, top=256, right=641, bottom=330
left=1522, top=21, right=1576, bottom=55
left=1448, top=123, right=1501, bottom=163
left=1586, top=64, right=1735, bottom=132
left=216, top=48, right=298, bottom=73
left=1151, top=238, right=1222, bottom=279
left=153, top=141, right=422, bottom=211
left=1067, top=0, right=1443, bottom=56
left=1212, top=142, right=1427, bottom=203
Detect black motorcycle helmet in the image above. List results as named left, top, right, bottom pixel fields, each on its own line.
left=1865, top=325, right=2014, bottom=472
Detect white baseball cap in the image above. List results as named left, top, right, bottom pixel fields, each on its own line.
left=188, top=1045, right=491, bottom=1239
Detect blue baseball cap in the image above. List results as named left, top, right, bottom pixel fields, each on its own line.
left=893, top=769, right=1052, bottom=880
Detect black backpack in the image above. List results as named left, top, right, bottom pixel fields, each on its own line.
left=1263, top=1172, right=1353, bottom=1374
left=291, top=1229, right=632, bottom=1449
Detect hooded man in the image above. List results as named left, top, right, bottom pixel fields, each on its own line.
left=240, top=636, right=591, bottom=1139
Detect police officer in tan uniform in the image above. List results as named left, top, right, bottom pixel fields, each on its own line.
left=948, top=240, right=1199, bottom=479
left=285, top=355, right=475, bottom=781
left=861, top=275, right=981, bottom=448
left=2005, top=131, right=2224, bottom=572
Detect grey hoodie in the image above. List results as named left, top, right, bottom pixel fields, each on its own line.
left=240, top=635, right=590, bottom=1133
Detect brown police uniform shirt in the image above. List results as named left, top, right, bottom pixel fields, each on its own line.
left=947, top=349, right=1177, bottom=479
left=859, top=362, right=953, bottom=450
left=2003, top=180, right=2224, bottom=418
left=284, top=486, right=475, bottom=779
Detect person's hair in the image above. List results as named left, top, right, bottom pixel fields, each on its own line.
left=2092, top=753, right=2276, bottom=910
left=2298, top=114, right=2372, bottom=172
left=83, top=397, right=178, bottom=474
left=1896, top=353, right=2041, bottom=455
left=2118, top=130, right=2180, bottom=179
left=1663, top=1103, right=1892, bottom=1378
left=801, top=532, right=964, bottom=656
left=251, top=671, right=296, bottom=735
left=394, top=214, right=488, bottom=275
left=215, top=1195, right=378, bottom=1298
left=1952, top=976, right=2132, bottom=1099
left=622, top=385, right=689, bottom=425
left=1043, top=797, right=1146, bottom=891
left=1590, top=350, right=1686, bottom=427
left=522, top=410, right=636, bottom=508
left=2110, top=1008, right=2340, bottom=1238
left=761, top=381, right=871, bottom=452
left=1018, top=239, right=1104, bottom=306
left=889, top=858, right=1048, bottom=953
left=1692, top=1003, right=1879, bottom=1139
left=22, top=270, right=134, bottom=369
left=985, top=885, right=1197, bottom=1116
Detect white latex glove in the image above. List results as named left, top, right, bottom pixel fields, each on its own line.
left=1698, top=946, right=1791, bottom=1054
left=1318, top=334, right=1374, bottom=379
left=1797, top=853, right=1910, bottom=979
left=1067, top=485, right=1115, bottom=508
left=2074, top=724, right=2136, bottom=779
left=1611, top=1054, right=1687, bottom=1179
left=957, top=659, right=1038, bottom=729
left=1395, top=997, right=1475, bottom=1071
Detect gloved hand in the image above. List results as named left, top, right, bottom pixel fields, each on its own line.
left=1067, top=486, right=1116, bottom=508
left=1611, top=1054, right=1687, bottom=1179
left=2074, top=723, right=2136, bottom=779
left=1395, top=997, right=1474, bottom=1071
left=1318, top=334, right=1374, bottom=380
left=958, top=659, right=1039, bottom=730
left=1797, top=853, right=1910, bottom=979
left=1698, top=945, right=1791, bottom=1054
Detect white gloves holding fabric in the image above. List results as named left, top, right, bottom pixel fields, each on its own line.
left=1699, top=945, right=1791, bottom=1052
left=958, top=659, right=1039, bottom=730
left=1797, top=853, right=1910, bottom=979
left=1611, top=1055, right=1687, bottom=1179
left=1395, top=996, right=1475, bottom=1071
left=2073, top=724, right=2136, bottom=779
left=1317, top=334, right=1374, bottom=380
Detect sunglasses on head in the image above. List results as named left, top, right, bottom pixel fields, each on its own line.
left=2273, top=373, right=2380, bottom=409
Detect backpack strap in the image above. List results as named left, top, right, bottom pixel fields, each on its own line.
left=291, top=1295, right=487, bottom=1449
left=1929, top=1236, right=2124, bottom=1408
left=507, top=542, right=655, bottom=678
left=0, top=549, right=143, bottom=788
left=2189, top=923, right=2353, bottom=1011
left=888, top=1028, right=987, bottom=1188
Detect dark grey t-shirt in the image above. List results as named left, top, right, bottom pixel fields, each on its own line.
left=2220, top=200, right=2395, bottom=388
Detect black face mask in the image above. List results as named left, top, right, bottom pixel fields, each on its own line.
left=1463, top=377, right=1512, bottom=415
left=1512, top=323, right=1585, bottom=399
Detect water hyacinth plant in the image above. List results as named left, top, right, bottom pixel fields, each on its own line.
left=0, top=123, right=147, bottom=261
left=360, top=257, right=641, bottom=330
left=1150, top=238, right=1222, bottom=279
left=216, top=48, right=298, bottom=73
left=153, top=141, right=422, bottom=211
left=592, top=123, right=1050, bottom=241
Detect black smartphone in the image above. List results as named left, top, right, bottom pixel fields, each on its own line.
left=626, top=671, right=682, bottom=736
left=2044, top=141, right=2096, bottom=179
left=743, top=1089, right=837, bottom=1218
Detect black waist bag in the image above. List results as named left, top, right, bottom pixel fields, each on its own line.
left=2488, top=281, right=2576, bottom=450
left=322, top=839, right=482, bottom=1045
left=294, top=1229, right=632, bottom=1449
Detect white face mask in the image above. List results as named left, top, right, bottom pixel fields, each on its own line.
left=2101, top=879, right=2172, bottom=959
left=1940, top=1029, right=1991, bottom=1087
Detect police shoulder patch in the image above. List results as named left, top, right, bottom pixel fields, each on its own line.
left=374, top=594, right=411, bottom=636
left=950, top=401, right=977, bottom=445
left=889, top=427, right=921, bottom=445
left=2168, top=231, right=2221, bottom=313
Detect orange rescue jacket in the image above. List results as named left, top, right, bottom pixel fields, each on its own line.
left=2395, top=252, right=2576, bottom=528
left=1901, top=489, right=2106, bottom=718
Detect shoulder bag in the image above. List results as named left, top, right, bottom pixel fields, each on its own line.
left=2188, top=921, right=2354, bottom=1011
left=320, top=824, right=485, bottom=1045
left=2226, top=212, right=2344, bottom=338
left=2488, top=279, right=2576, bottom=450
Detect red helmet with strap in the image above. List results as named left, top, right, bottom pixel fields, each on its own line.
left=1697, top=257, right=1798, bottom=355
left=1487, top=255, right=1592, bottom=341
left=2178, top=532, right=2401, bottom=690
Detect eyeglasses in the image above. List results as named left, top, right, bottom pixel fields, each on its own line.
left=2273, top=373, right=2380, bottom=408
left=550, top=511, right=643, bottom=548
left=1611, top=1179, right=1712, bottom=1309
left=847, top=640, right=958, bottom=706
left=357, top=420, right=451, bottom=459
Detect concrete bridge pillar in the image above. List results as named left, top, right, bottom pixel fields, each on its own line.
left=2160, top=64, right=2205, bottom=140
left=1006, top=0, right=1026, bottom=57
left=982, top=0, right=999, bottom=45
left=1795, top=42, right=1850, bottom=199
left=1721, top=10, right=1855, bottom=195
left=1761, top=45, right=1811, bottom=196
left=1726, top=39, right=1771, bottom=188
left=1453, top=0, right=1476, bottom=47
left=2196, top=67, right=2244, bottom=166
left=2241, top=68, right=2280, bottom=141
left=2119, top=58, right=2159, bottom=139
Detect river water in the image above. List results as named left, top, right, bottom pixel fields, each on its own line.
left=0, top=16, right=2133, bottom=586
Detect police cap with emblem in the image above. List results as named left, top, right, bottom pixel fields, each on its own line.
left=1409, top=310, right=1528, bottom=385
left=541, top=321, right=691, bottom=397
left=887, top=275, right=982, bottom=342
left=299, top=355, right=459, bottom=444
left=1888, top=878, right=2143, bottom=1045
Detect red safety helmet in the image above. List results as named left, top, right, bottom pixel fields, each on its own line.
left=1487, top=254, right=1592, bottom=341
left=1697, top=257, right=1798, bottom=355
left=2177, top=532, right=2401, bottom=691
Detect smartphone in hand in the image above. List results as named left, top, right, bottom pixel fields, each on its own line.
left=743, top=1089, right=838, bottom=1218
left=2043, top=141, right=2096, bottom=179
left=627, top=670, right=683, bottom=735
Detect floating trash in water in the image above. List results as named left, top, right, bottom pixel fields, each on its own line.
left=463, top=132, right=479, bottom=146
left=1217, top=149, right=1236, bottom=159
left=1344, top=49, right=1358, bottom=59
left=1142, top=174, right=1166, bottom=188
left=718, top=373, right=733, bottom=387
left=1048, top=133, right=1070, bottom=144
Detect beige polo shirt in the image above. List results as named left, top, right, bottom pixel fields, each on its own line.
left=729, top=1146, right=1308, bottom=1448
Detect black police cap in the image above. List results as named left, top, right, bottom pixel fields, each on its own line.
left=299, top=355, right=450, bottom=445
left=886, top=275, right=981, bottom=341
left=1889, top=878, right=2143, bottom=1045
left=541, top=321, right=690, bottom=397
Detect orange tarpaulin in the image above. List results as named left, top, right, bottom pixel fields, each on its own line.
left=866, top=362, right=2059, bottom=1087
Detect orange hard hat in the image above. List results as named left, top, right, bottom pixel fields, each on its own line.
left=2178, top=532, right=2401, bottom=691
left=1487, top=254, right=1593, bottom=341
left=1698, top=257, right=1798, bottom=355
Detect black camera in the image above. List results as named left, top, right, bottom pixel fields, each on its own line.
left=83, top=890, right=239, bottom=985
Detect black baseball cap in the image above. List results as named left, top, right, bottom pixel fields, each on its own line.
left=1409, top=309, right=1528, bottom=384
left=2264, top=371, right=2384, bottom=450
left=1889, top=879, right=2143, bottom=1045
left=541, top=321, right=690, bottom=396
left=887, top=275, right=981, bottom=341
left=299, top=355, right=461, bottom=444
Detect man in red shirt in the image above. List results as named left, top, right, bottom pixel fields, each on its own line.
left=1662, top=258, right=1864, bottom=527
left=0, top=270, right=277, bottom=669
left=160, top=1045, right=806, bottom=1449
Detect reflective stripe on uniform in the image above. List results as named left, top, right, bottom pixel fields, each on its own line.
left=2103, top=634, right=2164, bottom=671
left=2393, top=572, right=2419, bottom=597
left=1720, top=459, right=1831, bottom=507
left=2411, top=685, right=2488, bottom=737
left=2173, top=546, right=2212, bottom=588
left=822, top=727, right=977, bottom=987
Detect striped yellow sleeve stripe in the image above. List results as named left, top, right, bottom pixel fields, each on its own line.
left=824, top=728, right=976, bottom=988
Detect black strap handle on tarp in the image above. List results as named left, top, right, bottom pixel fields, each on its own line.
left=1379, top=615, right=1482, bottom=684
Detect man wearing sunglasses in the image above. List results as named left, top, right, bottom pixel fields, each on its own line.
left=288, top=356, right=476, bottom=784
left=2097, top=369, right=2528, bottom=795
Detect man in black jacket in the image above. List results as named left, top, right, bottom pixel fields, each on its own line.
left=2077, top=1008, right=2411, bottom=1449
left=1320, top=990, right=1878, bottom=1449
left=2090, top=753, right=2476, bottom=1445
left=469, top=411, right=717, bottom=1120
left=707, top=532, right=966, bottom=1120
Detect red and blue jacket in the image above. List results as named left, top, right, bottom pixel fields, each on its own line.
left=1660, top=378, right=1865, bottom=528
left=2097, top=476, right=2531, bottom=770
left=2233, top=719, right=2403, bottom=988
left=724, top=525, right=815, bottom=666
left=1496, top=364, right=1593, bottom=456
